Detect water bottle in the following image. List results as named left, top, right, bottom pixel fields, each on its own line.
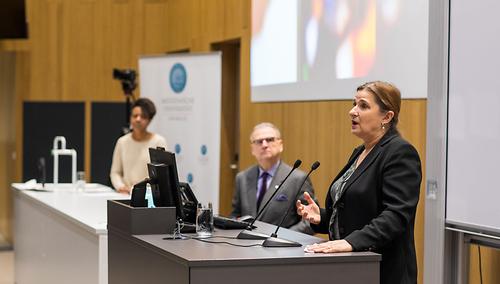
left=145, top=183, right=155, bottom=208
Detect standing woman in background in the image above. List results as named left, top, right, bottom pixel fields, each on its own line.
left=297, top=81, right=422, bottom=284
left=110, top=98, right=167, bottom=194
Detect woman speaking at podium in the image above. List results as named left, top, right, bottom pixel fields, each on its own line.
left=110, top=98, right=167, bottom=194
left=296, top=81, right=422, bottom=284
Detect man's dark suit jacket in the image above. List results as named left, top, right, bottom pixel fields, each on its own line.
left=231, top=161, right=315, bottom=234
left=312, top=128, right=422, bottom=284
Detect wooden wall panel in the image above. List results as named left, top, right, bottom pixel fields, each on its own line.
left=89, top=1, right=112, bottom=101
left=200, top=0, right=225, bottom=44
left=14, top=53, right=31, bottom=186
left=0, top=50, right=30, bottom=242
left=61, top=0, right=98, bottom=101
left=216, top=43, right=239, bottom=216
left=28, top=0, right=63, bottom=100
left=166, top=0, right=192, bottom=51
left=109, top=0, right=140, bottom=65
left=189, top=0, right=204, bottom=51
left=238, top=28, right=263, bottom=169
left=143, top=0, right=169, bottom=54
left=198, top=0, right=244, bottom=43
left=0, top=52, right=16, bottom=243
left=0, top=40, right=30, bottom=52
left=281, top=101, right=357, bottom=203
left=106, top=0, right=144, bottom=100
left=223, top=0, right=244, bottom=39
left=469, top=245, right=500, bottom=284
left=398, top=99, right=427, bottom=284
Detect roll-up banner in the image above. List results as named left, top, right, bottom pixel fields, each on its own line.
left=139, top=53, right=222, bottom=213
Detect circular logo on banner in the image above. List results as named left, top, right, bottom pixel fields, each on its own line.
left=187, top=173, right=194, bottom=183
left=169, top=63, right=187, bottom=93
left=174, top=144, right=182, bottom=154
left=200, top=145, right=208, bottom=156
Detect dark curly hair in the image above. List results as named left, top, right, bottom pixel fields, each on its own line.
left=131, top=98, right=157, bottom=120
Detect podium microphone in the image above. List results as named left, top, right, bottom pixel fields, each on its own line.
left=237, top=159, right=302, bottom=240
left=37, top=157, right=46, bottom=188
left=262, top=161, right=320, bottom=247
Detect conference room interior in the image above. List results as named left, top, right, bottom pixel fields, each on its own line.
left=1, top=0, right=499, bottom=283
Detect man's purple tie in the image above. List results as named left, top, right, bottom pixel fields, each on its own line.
left=257, top=172, right=269, bottom=210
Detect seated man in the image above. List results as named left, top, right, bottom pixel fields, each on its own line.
left=231, top=122, right=315, bottom=234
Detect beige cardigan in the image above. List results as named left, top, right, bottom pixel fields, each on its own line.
left=110, top=132, right=167, bottom=191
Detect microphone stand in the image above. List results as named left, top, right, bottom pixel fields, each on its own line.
left=237, top=160, right=302, bottom=240
left=262, top=161, right=320, bottom=247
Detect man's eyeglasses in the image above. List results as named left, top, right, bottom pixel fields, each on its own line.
left=251, top=137, right=279, bottom=145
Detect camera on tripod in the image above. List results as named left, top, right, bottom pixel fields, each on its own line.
left=113, top=68, right=137, bottom=95
left=113, top=68, right=138, bottom=133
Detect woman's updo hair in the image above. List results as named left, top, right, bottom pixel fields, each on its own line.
left=357, top=81, right=401, bottom=129
left=132, top=98, right=157, bottom=120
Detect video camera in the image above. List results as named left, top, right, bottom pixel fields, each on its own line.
left=113, top=68, right=137, bottom=95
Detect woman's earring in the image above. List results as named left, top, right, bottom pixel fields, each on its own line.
left=381, top=123, right=386, bottom=130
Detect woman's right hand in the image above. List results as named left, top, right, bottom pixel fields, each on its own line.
left=296, top=192, right=321, bottom=224
left=117, top=185, right=131, bottom=194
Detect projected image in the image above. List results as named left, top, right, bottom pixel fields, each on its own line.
left=251, top=0, right=427, bottom=101
left=251, top=0, right=298, bottom=87
left=334, top=0, right=376, bottom=79
left=301, top=0, right=378, bottom=80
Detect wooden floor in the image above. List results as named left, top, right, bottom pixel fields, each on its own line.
left=0, top=250, right=14, bottom=284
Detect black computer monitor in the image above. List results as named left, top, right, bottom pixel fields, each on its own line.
left=148, top=147, right=184, bottom=220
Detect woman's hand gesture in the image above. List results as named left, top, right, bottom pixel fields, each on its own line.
left=296, top=192, right=321, bottom=224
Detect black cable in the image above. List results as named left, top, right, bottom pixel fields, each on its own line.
left=193, top=238, right=263, bottom=247
left=162, top=233, right=262, bottom=247
left=197, top=235, right=237, bottom=240
left=478, top=245, right=483, bottom=284
left=162, top=220, right=261, bottom=247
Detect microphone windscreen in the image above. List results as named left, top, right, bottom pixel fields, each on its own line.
left=311, top=161, right=320, bottom=170
left=293, top=159, right=302, bottom=169
left=38, top=157, right=45, bottom=170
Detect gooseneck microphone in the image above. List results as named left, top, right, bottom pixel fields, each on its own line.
left=251, top=159, right=302, bottom=226
left=262, top=161, right=320, bottom=247
left=37, top=157, right=46, bottom=188
left=237, top=159, right=302, bottom=240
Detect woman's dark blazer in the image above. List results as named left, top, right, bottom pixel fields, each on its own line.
left=312, top=128, right=422, bottom=284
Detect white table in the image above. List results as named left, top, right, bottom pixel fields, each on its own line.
left=12, top=183, right=126, bottom=284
